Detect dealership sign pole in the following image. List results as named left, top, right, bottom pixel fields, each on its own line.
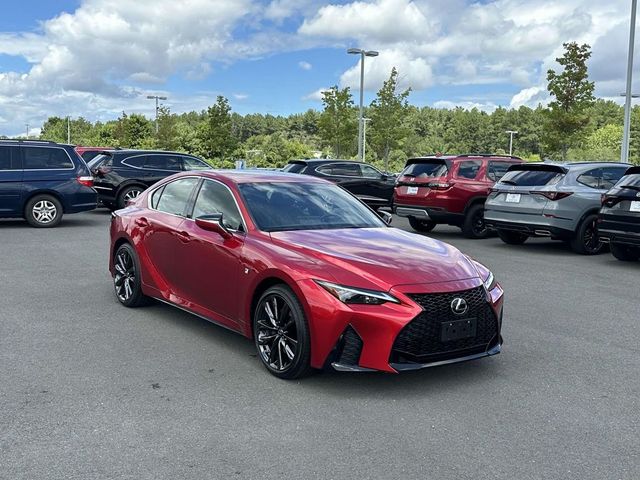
left=622, top=0, right=637, bottom=163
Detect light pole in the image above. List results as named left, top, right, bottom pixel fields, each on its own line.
left=622, top=0, right=638, bottom=163
left=505, top=130, right=518, bottom=156
left=347, top=48, right=378, bottom=162
left=146, top=95, right=168, bottom=134
left=67, top=116, right=71, bottom=144
left=25, top=124, right=30, bottom=139
left=362, top=118, right=371, bottom=163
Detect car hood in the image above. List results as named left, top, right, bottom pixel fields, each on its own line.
left=269, top=227, right=479, bottom=289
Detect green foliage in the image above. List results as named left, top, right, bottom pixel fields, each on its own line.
left=198, top=96, right=238, bottom=161
left=369, top=67, right=412, bottom=171
left=544, top=42, right=595, bottom=160
left=318, top=86, right=357, bottom=158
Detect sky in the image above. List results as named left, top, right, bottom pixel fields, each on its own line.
left=0, top=0, right=638, bottom=136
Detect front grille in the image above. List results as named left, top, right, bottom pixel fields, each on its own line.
left=391, top=286, right=499, bottom=363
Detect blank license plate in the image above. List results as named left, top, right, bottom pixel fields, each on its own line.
left=630, top=201, right=640, bottom=212
left=441, top=318, right=477, bottom=342
left=505, top=193, right=521, bottom=203
left=406, top=186, right=418, bottom=195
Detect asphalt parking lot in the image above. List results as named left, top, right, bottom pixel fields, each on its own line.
left=1, top=210, right=639, bottom=480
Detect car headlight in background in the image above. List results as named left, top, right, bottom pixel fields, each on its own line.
left=315, top=280, right=400, bottom=305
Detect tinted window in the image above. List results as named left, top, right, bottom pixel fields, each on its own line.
left=601, top=167, right=625, bottom=189
left=456, top=160, right=481, bottom=179
left=182, top=156, right=210, bottom=171
left=87, top=154, right=111, bottom=170
left=192, top=180, right=244, bottom=231
left=283, top=163, right=307, bottom=173
left=402, top=161, right=448, bottom=178
left=238, top=182, right=385, bottom=232
left=0, top=146, right=20, bottom=170
left=318, top=163, right=361, bottom=177
left=23, top=147, right=73, bottom=169
left=154, top=178, right=199, bottom=216
left=81, top=151, right=102, bottom=162
left=618, top=173, right=640, bottom=188
left=144, top=155, right=182, bottom=171
left=123, top=155, right=145, bottom=168
left=499, top=169, right=563, bottom=187
left=487, top=162, right=517, bottom=181
left=577, top=168, right=601, bottom=188
left=360, top=165, right=382, bottom=178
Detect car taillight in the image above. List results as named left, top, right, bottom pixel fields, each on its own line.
left=77, top=176, right=94, bottom=187
left=601, top=195, right=621, bottom=207
left=427, top=182, right=451, bottom=190
left=530, top=191, right=573, bottom=201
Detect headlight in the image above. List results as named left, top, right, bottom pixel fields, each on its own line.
left=314, top=280, right=400, bottom=305
left=483, top=271, right=497, bottom=291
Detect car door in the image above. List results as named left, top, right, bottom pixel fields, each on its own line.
left=177, top=179, right=245, bottom=325
left=0, top=145, right=23, bottom=215
left=143, top=154, right=183, bottom=186
left=356, top=164, right=395, bottom=206
left=139, top=177, right=200, bottom=298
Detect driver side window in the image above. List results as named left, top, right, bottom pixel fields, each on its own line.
left=192, top=180, right=244, bottom=231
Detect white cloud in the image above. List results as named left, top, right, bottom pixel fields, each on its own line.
left=509, top=86, right=548, bottom=109
left=433, top=100, right=499, bottom=113
left=233, top=93, right=249, bottom=100
left=303, top=88, right=327, bottom=101
left=298, top=61, right=313, bottom=70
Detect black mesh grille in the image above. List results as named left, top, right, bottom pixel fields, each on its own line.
left=337, top=327, right=363, bottom=365
left=391, top=286, right=499, bottom=363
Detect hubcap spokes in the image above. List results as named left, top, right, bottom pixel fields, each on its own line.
left=114, top=250, right=135, bottom=301
left=33, top=201, right=57, bottom=224
left=474, top=211, right=486, bottom=234
left=584, top=221, right=602, bottom=252
left=257, top=295, right=298, bottom=371
left=125, top=189, right=141, bottom=201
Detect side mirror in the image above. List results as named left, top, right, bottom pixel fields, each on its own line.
left=378, top=210, right=393, bottom=226
left=195, top=214, right=232, bottom=239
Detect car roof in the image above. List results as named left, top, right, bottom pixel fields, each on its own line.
left=111, top=149, right=198, bottom=155
left=408, top=154, right=522, bottom=163
left=288, top=158, right=369, bottom=165
left=524, top=161, right=630, bottom=169
left=182, top=169, right=330, bottom=184
left=0, top=139, right=74, bottom=147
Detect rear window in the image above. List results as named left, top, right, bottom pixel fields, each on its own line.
left=499, top=168, right=564, bottom=187
left=87, top=153, right=110, bottom=170
left=402, top=161, right=448, bottom=178
left=23, top=147, right=73, bottom=169
left=283, top=163, right=306, bottom=173
left=81, top=151, right=103, bottom=162
left=618, top=173, right=640, bottom=188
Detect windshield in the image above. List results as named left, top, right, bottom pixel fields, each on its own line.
left=238, top=182, right=385, bottom=232
left=87, top=153, right=111, bottom=170
left=499, top=169, right=564, bottom=187
left=402, top=161, right=448, bottom=178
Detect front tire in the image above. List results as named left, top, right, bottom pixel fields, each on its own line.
left=253, top=285, right=312, bottom=380
left=497, top=229, right=528, bottom=245
left=408, top=216, right=436, bottom=233
left=461, top=203, right=489, bottom=239
left=25, top=194, right=63, bottom=228
left=610, top=243, right=640, bottom=261
left=570, top=214, right=604, bottom=255
left=113, top=243, right=150, bottom=307
left=117, top=185, right=144, bottom=209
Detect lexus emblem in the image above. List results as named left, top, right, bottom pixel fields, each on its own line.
left=451, top=297, right=468, bottom=315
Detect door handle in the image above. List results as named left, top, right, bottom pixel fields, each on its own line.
left=176, top=231, right=191, bottom=243
left=135, top=217, right=149, bottom=227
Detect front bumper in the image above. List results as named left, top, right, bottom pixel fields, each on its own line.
left=299, top=277, right=504, bottom=373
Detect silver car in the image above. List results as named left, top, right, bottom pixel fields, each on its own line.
left=484, top=162, right=629, bottom=254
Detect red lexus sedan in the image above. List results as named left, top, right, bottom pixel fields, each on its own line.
left=109, top=170, right=504, bottom=379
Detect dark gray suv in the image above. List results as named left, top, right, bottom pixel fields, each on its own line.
left=484, top=162, right=629, bottom=254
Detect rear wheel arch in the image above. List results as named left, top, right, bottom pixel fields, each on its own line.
left=463, top=196, right=488, bottom=214
left=22, top=189, right=66, bottom=214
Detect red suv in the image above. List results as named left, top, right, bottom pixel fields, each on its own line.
left=393, top=154, right=523, bottom=238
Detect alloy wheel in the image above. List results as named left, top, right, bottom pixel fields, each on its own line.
left=114, top=248, right=136, bottom=302
left=32, top=200, right=58, bottom=224
left=256, top=294, right=299, bottom=372
left=583, top=218, right=602, bottom=254
left=472, top=210, right=487, bottom=236
left=124, top=188, right=142, bottom=202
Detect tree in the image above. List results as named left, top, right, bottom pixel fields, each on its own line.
left=368, top=67, right=412, bottom=171
left=156, top=106, right=179, bottom=151
left=544, top=42, right=595, bottom=160
left=318, top=86, right=357, bottom=157
left=198, top=95, right=238, bottom=161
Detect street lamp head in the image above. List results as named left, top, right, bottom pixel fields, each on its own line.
left=146, top=95, right=155, bottom=99
left=365, top=50, right=379, bottom=57
left=158, top=96, right=168, bottom=100
left=347, top=48, right=363, bottom=55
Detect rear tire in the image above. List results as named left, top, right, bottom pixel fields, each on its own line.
left=610, top=243, right=640, bottom=261
left=24, top=194, right=63, bottom=228
left=113, top=243, right=151, bottom=307
left=253, top=285, right=312, bottom=380
left=117, top=185, right=144, bottom=209
left=408, top=216, right=436, bottom=233
left=461, top=203, right=489, bottom=239
left=497, top=229, right=528, bottom=245
left=570, top=214, right=604, bottom=255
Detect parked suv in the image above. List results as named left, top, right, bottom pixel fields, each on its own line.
left=484, top=162, right=629, bottom=254
left=75, top=146, right=114, bottom=163
left=0, top=140, right=96, bottom=227
left=599, top=166, right=640, bottom=261
left=283, top=159, right=396, bottom=210
left=393, top=154, right=523, bottom=238
left=90, top=150, right=211, bottom=209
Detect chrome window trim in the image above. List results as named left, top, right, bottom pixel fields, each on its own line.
left=147, top=175, right=248, bottom=234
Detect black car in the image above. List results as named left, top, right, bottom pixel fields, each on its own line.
left=90, top=150, right=211, bottom=209
left=599, top=166, right=640, bottom=261
left=283, top=159, right=396, bottom=210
